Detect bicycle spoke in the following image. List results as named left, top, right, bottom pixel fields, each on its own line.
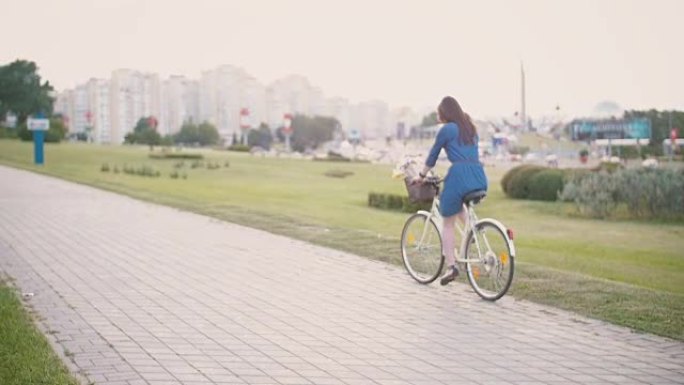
left=464, top=220, right=514, bottom=301
left=401, top=214, right=444, bottom=284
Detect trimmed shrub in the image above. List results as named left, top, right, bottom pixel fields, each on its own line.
left=527, top=169, right=565, bottom=201
left=100, top=163, right=110, bottom=172
left=504, top=165, right=546, bottom=199
left=501, top=165, right=529, bottom=194
left=227, top=144, right=250, bottom=152
left=324, top=169, right=354, bottom=178
left=149, top=153, right=203, bottom=159
left=368, top=192, right=430, bottom=213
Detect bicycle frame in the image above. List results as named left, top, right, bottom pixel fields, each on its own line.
left=414, top=196, right=474, bottom=263
left=394, top=156, right=515, bottom=265
left=415, top=195, right=515, bottom=264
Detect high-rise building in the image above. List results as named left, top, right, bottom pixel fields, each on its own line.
left=70, top=84, right=89, bottom=135
left=54, top=64, right=402, bottom=145
left=86, top=78, right=111, bottom=143
left=200, top=65, right=265, bottom=141
left=161, top=75, right=200, bottom=136
left=350, top=100, right=390, bottom=139
left=110, top=69, right=161, bottom=144
left=325, top=97, right=351, bottom=133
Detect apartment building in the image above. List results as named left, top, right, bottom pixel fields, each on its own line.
left=55, top=65, right=398, bottom=144
left=86, top=78, right=111, bottom=143
left=110, top=69, right=161, bottom=144
left=161, top=75, right=200, bottom=136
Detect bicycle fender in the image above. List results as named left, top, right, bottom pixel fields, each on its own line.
left=479, top=218, right=516, bottom=258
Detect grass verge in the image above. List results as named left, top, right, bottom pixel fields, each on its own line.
left=0, top=279, right=80, bottom=385
left=0, top=140, right=682, bottom=340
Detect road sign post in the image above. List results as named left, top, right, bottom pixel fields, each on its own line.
left=240, top=108, right=251, bottom=145
left=27, top=116, right=50, bottom=165
left=283, top=113, right=293, bottom=152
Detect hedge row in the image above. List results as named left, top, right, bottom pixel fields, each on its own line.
left=501, top=165, right=570, bottom=201
left=560, top=168, right=684, bottom=219
left=149, top=152, right=203, bottom=159
left=368, top=192, right=431, bottom=213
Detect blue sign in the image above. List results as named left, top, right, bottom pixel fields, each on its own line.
left=28, top=114, right=49, bottom=165
left=569, top=118, right=651, bottom=141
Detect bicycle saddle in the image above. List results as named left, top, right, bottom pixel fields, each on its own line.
left=463, top=190, right=487, bottom=205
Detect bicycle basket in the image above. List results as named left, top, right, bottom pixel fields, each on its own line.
left=404, top=177, right=437, bottom=203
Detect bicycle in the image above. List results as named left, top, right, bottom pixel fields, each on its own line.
left=395, top=158, right=516, bottom=301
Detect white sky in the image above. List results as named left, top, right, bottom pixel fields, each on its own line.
left=2, top=0, right=682, bottom=118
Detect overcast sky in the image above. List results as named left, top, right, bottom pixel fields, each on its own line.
left=2, top=0, right=682, bottom=118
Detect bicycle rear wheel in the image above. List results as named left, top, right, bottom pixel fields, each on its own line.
left=464, top=220, right=514, bottom=301
left=400, top=213, right=444, bottom=284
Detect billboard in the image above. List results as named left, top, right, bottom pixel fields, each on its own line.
left=569, top=118, right=651, bottom=141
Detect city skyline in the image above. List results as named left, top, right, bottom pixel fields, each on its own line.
left=54, top=65, right=413, bottom=143
left=2, top=0, right=683, bottom=119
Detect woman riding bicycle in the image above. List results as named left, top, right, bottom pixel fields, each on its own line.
left=412, top=96, right=487, bottom=285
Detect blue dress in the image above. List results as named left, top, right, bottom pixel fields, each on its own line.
left=425, top=122, right=487, bottom=217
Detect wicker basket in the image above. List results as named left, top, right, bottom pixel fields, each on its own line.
left=404, top=177, right=437, bottom=203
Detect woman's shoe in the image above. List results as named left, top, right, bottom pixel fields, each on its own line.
left=440, top=264, right=460, bottom=286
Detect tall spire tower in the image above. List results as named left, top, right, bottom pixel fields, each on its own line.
left=521, top=62, right=526, bottom=131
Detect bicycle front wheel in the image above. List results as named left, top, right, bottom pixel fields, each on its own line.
left=464, top=220, right=514, bottom=301
left=400, top=213, right=444, bottom=284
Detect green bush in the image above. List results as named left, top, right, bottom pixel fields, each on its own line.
left=509, top=145, right=530, bottom=155
left=560, top=168, right=684, bottom=220
left=324, top=169, right=354, bottom=178
left=227, top=144, right=250, bottom=152
left=149, top=152, right=203, bottom=159
left=368, top=192, right=430, bottom=213
left=501, top=165, right=533, bottom=194
left=591, top=161, right=624, bottom=173
left=0, top=126, right=18, bottom=138
left=504, top=165, right=546, bottom=199
left=527, top=169, right=565, bottom=201
left=616, top=168, right=684, bottom=219
left=100, top=163, right=110, bottom=172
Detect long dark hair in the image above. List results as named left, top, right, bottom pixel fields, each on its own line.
left=438, top=96, right=477, bottom=145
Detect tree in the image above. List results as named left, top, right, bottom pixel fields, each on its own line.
left=290, top=115, right=339, bottom=152
left=421, top=111, right=438, bottom=127
left=247, top=123, right=273, bottom=149
left=197, top=122, right=220, bottom=146
left=174, top=122, right=200, bottom=145
left=124, top=116, right=161, bottom=150
left=173, top=121, right=220, bottom=146
left=0, top=60, right=54, bottom=125
left=17, top=115, right=67, bottom=143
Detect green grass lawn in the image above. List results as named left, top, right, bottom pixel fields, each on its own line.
left=0, top=139, right=683, bottom=340
left=0, top=279, right=79, bottom=385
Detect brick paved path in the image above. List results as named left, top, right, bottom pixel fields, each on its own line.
left=0, top=165, right=682, bottom=385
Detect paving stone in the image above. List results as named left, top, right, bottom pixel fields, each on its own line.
left=0, top=165, right=682, bottom=385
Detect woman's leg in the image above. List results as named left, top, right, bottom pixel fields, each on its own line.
left=442, top=214, right=457, bottom=267
left=442, top=205, right=467, bottom=267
